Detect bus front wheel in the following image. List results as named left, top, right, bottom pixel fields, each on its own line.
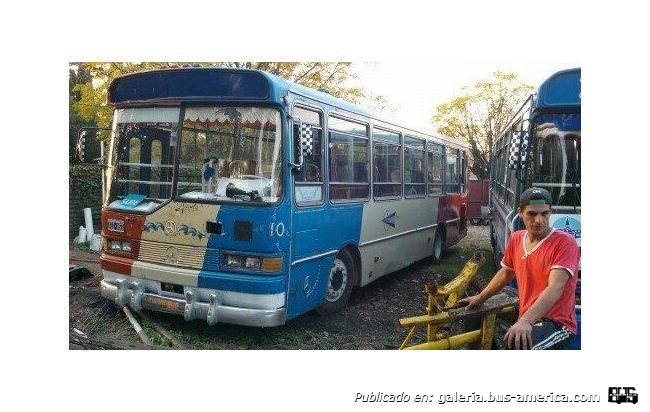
left=317, top=249, right=355, bottom=315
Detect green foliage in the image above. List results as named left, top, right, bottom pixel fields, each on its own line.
left=69, top=164, right=102, bottom=192
left=70, top=62, right=365, bottom=131
left=69, top=63, right=97, bottom=162
left=433, top=72, right=534, bottom=179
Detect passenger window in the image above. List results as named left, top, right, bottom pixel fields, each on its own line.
left=329, top=116, right=369, bottom=202
left=427, top=142, right=443, bottom=195
left=404, top=135, right=426, bottom=197
left=373, top=127, right=401, bottom=199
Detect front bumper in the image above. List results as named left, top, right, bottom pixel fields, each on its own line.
left=100, top=274, right=286, bottom=327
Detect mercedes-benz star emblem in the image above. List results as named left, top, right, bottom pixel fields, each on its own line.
left=164, top=220, right=177, bottom=235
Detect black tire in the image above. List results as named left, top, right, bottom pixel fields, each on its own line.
left=316, top=249, right=355, bottom=315
left=432, top=229, right=444, bottom=263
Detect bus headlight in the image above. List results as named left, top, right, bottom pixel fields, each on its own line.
left=244, top=257, right=261, bottom=270
left=109, top=240, right=132, bottom=252
left=224, top=255, right=242, bottom=267
left=223, top=254, right=282, bottom=273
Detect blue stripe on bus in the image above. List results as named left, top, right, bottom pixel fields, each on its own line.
left=197, top=270, right=286, bottom=294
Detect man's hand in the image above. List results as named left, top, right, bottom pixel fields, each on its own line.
left=504, top=319, right=533, bottom=350
left=457, top=294, right=486, bottom=310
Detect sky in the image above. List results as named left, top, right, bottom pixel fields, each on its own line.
left=350, top=61, right=580, bottom=133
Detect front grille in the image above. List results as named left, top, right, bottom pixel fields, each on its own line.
left=138, top=240, right=219, bottom=271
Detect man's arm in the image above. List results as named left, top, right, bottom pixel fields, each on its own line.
left=518, top=268, right=570, bottom=324
left=504, top=268, right=571, bottom=349
left=458, top=266, right=515, bottom=309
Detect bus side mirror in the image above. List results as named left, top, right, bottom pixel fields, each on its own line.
left=290, top=120, right=307, bottom=172
left=76, top=127, right=109, bottom=164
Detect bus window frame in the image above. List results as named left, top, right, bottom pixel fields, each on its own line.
left=327, top=112, right=370, bottom=204
left=427, top=141, right=444, bottom=196
left=292, top=103, right=325, bottom=207
left=403, top=134, right=427, bottom=198
left=372, top=125, right=403, bottom=201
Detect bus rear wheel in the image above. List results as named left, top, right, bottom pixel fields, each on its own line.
left=316, top=249, right=355, bottom=315
left=432, top=229, right=444, bottom=263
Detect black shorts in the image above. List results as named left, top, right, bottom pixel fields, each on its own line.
left=530, top=318, right=575, bottom=350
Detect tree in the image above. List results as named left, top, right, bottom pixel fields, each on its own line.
left=432, top=72, right=534, bottom=179
left=69, top=63, right=96, bottom=162
left=70, top=62, right=365, bottom=130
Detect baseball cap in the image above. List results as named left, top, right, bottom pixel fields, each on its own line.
left=518, top=187, right=552, bottom=208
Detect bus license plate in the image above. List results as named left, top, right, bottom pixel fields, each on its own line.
left=143, top=295, right=185, bottom=314
left=108, top=219, right=124, bottom=232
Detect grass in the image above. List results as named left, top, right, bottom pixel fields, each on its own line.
left=432, top=245, right=498, bottom=285
left=71, top=241, right=93, bottom=252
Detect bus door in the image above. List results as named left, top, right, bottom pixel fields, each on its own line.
left=287, top=112, right=329, bottom=317
left=444, top=147, right=461, bottom=241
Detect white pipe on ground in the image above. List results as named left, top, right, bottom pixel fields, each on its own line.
left=83, top=207, right=94, bottom=242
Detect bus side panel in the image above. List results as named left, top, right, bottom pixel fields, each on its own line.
left=358, top=197, right=439, bottom=285
left=287, top=203, right=364, bottom=318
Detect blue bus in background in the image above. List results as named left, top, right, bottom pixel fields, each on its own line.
left=489, top=68, right=581, bottom=348
left=92, top=67, right=469, bottom=327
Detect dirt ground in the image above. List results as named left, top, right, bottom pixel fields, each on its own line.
left=69, top=224, right=504, bottom=350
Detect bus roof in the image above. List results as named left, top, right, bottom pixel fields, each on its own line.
left=107, top=66, right=468, bottom=149
left=535, top=67, right=581, bottom=110
left=107, top=67, right=366, bottom=111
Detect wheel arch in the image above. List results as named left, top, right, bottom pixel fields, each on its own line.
left=341, top=243, right=361, bottom=287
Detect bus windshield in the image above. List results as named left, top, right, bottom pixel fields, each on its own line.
left=105, top=106, right=283, bottom=211
left=105, top=107, right=179, bottom=212
left=529, top=113, right=581, bottom=210
left=178, top=106, right=283, bottom=204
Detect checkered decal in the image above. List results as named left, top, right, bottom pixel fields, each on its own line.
left=300, top=123, right=313, bottom=156
left=508, top=131, right=522, bottom=169
left=508, top=131, right=529, bottom=169
left=519, top=131, right=529, bottom=168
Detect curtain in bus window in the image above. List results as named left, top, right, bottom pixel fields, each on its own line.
left=127, top=138, right=141, bottom=194
left=178, top=107, right=282, bottom=202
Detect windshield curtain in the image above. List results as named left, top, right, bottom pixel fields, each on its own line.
left=177, top=107, right=283, bottom=203
left=527, top=113, right=581, bottom=209
left=105, top=107, right=179, bottom=211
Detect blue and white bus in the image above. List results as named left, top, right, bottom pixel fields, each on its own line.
left=95, top=67, right=469, bottom=327
left=489, top=67, right=581, bottom=346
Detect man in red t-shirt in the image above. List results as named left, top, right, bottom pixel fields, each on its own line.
left=459, top=187, right=579, bottom=350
